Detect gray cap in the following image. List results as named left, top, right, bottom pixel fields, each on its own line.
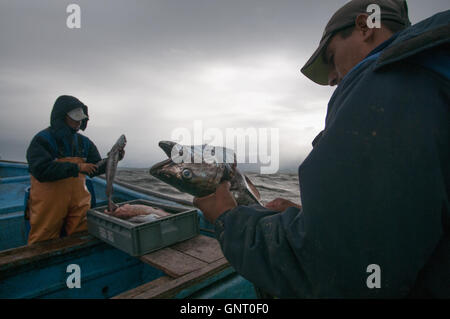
left=67, top=107, right=88, bottom=121
left=301, top=0, right=411, bottom=85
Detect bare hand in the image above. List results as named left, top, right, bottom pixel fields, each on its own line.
left=265, top=198, right=301, bottom=212
left=78, top=163, right=98, bottom=175
left=193, top=181, right=237, bottom=224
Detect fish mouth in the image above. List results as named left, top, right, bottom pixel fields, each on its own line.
left=149, top=158, right=173, bottom=178
left=149, top=158, right=191, bottom=194
left=150, top=141, right=178, bottom=179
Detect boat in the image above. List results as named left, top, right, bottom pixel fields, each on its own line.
left=0, top=160, right=257, bottom=299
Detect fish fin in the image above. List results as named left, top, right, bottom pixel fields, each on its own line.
left=159, top=141, right=177, bottom=158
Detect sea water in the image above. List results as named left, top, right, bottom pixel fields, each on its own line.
left=116, top=168, right=301, bottom=206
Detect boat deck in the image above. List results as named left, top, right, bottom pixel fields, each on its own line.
left=0, top=231, right=244, bottom=299
left=114, top=235, right=230, bottom=298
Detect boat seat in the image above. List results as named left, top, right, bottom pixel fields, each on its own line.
left=0, top=231, right=99, bottom=277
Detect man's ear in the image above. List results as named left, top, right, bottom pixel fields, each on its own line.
left=355, top=14, right=375, bottom=42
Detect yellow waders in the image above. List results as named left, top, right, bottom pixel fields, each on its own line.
left=27, top=157, right=91, bottom=245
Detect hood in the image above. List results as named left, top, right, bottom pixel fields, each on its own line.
left=50, top=95, right=89, bottom=131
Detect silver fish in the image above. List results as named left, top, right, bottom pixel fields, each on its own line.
left=149, top=141, right=262, bottom=206
left=150, top=141, right=270, bottom=299
left=98, top=134, right=127, bottom=212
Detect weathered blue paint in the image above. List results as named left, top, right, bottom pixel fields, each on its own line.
left=0, top=162, right=29, bottom=178
left=0, top=176, right=30, bottom=184
left=1, top=242, right=166, bottom=299
left=0, top=212, right=28, bottom=250
left=0, top=166, right=31, bottom=249
left=0, top=181, right=30, bottom=215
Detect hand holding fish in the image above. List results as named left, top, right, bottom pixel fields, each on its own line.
left=78, top=163, right=98, bottom=175
left=193, top=181, right=238, bottom=223
left=265, top=198, right=301, bottom=212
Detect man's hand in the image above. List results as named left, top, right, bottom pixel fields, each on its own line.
left=193, top=181, right=237, bottom=224
left=265, top=198, right=301, bottom=212
left=78, top=163, right=98, bottom=175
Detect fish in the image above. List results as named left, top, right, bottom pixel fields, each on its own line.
left=150, top=141, right=271, bottom=299
left=106, top=203, right=170, bottom=223
left=108, top=203, right=170, bottom=219
left=97, top=134, right=127, bottom=212
left=149, top=141, right=262, bottom=206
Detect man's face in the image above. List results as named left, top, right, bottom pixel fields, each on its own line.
left=65, top=115, right=81, bottom=131
left=325, top=30, right=369, bottom=86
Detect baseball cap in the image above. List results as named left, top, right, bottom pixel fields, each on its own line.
left=301, top=0, right=411, bottom=85
left=67, top=107, right=88, bottom=121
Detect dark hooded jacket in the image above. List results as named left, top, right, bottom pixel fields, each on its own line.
left=214, top=11, right=450, bottom=298
left=26, top=95, right=106, bottom=182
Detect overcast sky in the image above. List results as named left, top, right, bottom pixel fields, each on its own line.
left=0, top=0, right=448, bottom=171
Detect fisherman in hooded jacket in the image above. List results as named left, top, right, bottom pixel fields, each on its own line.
left=26, top=95, right=123, bottom=245
left=193, top=1, right=450, bottom=298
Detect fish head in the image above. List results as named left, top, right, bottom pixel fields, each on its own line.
left=150, top=141, right=235, bottom=197
left=150, top=159, right=225, bottom=197
left=118, top=134, right=127, bottom=148
left=150, top=140, right=263, bottom=205
left=107, top=134, right=127, bottom=157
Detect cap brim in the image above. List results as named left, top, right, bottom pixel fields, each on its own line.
left=67, top=110, right=88, bottom=121
left=301, top=33, right=331, bottom=86
left=71, top=114, right=88, bottom=121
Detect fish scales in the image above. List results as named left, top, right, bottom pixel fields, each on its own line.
left=149, top=141, right=262, bottom=206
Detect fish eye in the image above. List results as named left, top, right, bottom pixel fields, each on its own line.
left=182, top=169, right=192, bottom=179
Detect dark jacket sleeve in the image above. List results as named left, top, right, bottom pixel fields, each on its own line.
left=85, top=138, right=106, bottom=177
left=214, top=62, right=449, bottom=298
left=26, top=134, right=79, bottom=182
left=215, top=205, right=311, bottom=297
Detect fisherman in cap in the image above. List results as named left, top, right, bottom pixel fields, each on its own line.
left=26, top=95, right=123, bottom=244
left=194, top=0, right=449, bottom=297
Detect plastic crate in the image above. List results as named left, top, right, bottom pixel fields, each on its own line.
left=87, top=199, right=199, bottom=256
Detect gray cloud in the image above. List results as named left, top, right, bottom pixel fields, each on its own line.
left=1, top=0, right=448, bottom=170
